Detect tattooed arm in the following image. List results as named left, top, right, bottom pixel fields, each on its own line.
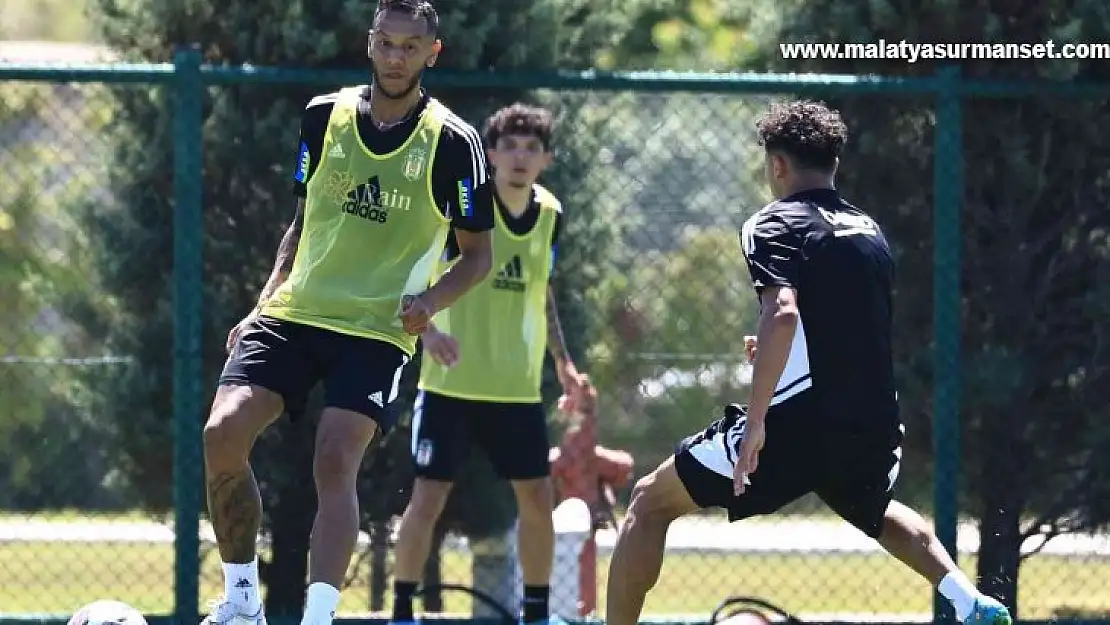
left=247, top=93, right=322, bottom=318
left=252, top=198, right=305, bottom=313
left=224, top=199, right=305, bottom=353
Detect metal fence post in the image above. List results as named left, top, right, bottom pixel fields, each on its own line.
left=173, top=44, right=204, bottom=625
left=932, top=64, right=964, bottom=625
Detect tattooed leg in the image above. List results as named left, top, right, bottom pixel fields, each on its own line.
left=203, top=384, right=283, bottom=566
left=208, top=468, right=263, bottom=562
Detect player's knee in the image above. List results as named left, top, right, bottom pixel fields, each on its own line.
left=627, top=467, right=686, bottom=522
left=512, top=478, right=554, bottom=521
left=314, top=421, right=374, bottom=490
left=203, top=387, right=270, bottom=468
left=313, top=439, right=365, bottom=490
left=405, top=480, right=451, bottom=524
left=881, top=500, right=932, bottom=545
left=627, top=475, right=662, bottom=517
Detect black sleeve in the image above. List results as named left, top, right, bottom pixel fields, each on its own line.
left=740, top=206, right=803, bottom=290
left=430, top=118, right=495, bottom=233
left=442, top=229, right=461, bottom=262
left=551, top=210, right=563, bottom=247
left=291, top=94, right=335, bottom=197
left=549, top=210, right=563, bottom=275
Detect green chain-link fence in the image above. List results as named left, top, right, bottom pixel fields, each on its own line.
left=2, top=51, right=1110, bottom=625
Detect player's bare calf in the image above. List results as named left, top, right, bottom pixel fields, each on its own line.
left=606, top=458, right=699, bottom=625
left=309, top=408, right=380, bottom=590
left=201, top=384, right=283, bottom=625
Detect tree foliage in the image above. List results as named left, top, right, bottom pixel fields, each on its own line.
left=591, top=229, right=760, bottom=470
left=0, top=83, right=123, bottom=510
left=601, top=0, right=752, bottom=70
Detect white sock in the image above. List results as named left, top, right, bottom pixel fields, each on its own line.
left=301, top=582, right=341, bottom=625
left=938, top=571, right=978, bottom=621
left=223, top=558, right=262, bottom=614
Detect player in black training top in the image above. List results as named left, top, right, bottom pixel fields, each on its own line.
left=604, top=101, right=1013, bottom=625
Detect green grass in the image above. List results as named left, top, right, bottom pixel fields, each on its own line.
left=2, top=541, right=1109, bottom=620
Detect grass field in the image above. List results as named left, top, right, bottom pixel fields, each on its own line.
left=3, top=540, right=1110, bottom=620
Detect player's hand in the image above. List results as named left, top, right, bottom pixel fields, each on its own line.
left=399, top=294, right=435, bottom=335
left=225, top=312, right=258, bottom=354
left=556, top=361, right=586, bottom=412
left=422, top=329, right=460, bottom=367
left=744, top=335, right=758, bottom=364
left=733, top=416, right=766, bottom=496
left=559, top=372, right=596, bottom=414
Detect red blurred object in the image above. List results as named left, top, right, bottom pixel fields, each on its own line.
left=549, top=380, right=634, bottom=617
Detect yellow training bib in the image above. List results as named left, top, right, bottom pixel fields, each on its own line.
left=262, top=87, right=450, bottom=355
left=419, top=185, right=561, bottom=402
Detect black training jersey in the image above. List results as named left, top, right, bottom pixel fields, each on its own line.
left=739, top=188, right=898, bottom=420
left=292, top=87, right=494, bottom=233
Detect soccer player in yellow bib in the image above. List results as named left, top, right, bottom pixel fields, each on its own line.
left=199, top=3, right=494, bottom=625
left=388, top=104, right=586, bottom=625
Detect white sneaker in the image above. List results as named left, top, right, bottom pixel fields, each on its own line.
left=201, top=599, right=267, bottom=625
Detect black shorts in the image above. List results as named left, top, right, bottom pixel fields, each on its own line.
left=219, top=315, right=410, bottom=430
left=674, top=393, right=904, bottom=538
left=410, top=390, right=550, bottom=482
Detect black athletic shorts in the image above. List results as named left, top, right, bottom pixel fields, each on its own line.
left=219, top=315, right=410, bottom=430
left=674, top=393, right=904, bottom=538
left=410, top=390, right=550, bottom=482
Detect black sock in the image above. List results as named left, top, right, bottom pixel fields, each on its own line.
left=392, top=581, right=418, bottom=622
left=522, top=585, right=550, bottom=623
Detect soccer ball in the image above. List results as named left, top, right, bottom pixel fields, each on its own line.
left=67, top=600, right=148, bottom=625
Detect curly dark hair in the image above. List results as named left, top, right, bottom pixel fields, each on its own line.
left=483, top=103, right=554, bottom=150
left=756, top=100, right=847, bottom=171
left=374, top=0, right=438, bottom=36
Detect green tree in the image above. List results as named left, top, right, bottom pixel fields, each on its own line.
left=0, top=0, right=94, bottom=42
left=549, top=81, right=769, bottom=481
left=601, top=0, right=751, bottom=70
left=590, top=229, right=760, bottom=470
left=84, top=0, right=639, bottom=614
left=745, top=0, right=1110, bottom=614
left=0, top=83, right=122, bottom=510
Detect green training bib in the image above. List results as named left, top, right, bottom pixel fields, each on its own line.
left=263, top=87, right=451, bottom=355
left=419, top=185, right=561, bottom=402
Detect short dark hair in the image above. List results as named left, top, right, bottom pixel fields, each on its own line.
left=374, top=0, right=439, bottom=36
left=484, top=103, right=555, bottom=150
left=756, top=100, right=847, bottom=171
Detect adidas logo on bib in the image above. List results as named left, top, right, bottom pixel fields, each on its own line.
left=328, top=143, right=346, bottom=159
left=492, top=255, right=526, bottom=292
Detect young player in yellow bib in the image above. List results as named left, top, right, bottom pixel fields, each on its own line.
left=389, top=104, right=586, bottom=625
left=200, top=3, right=494, bottom=625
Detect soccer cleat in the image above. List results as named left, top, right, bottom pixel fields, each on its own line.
left=200, top=599, right=267, bottom=625
left=963, top=596, right=1012, bottom=625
